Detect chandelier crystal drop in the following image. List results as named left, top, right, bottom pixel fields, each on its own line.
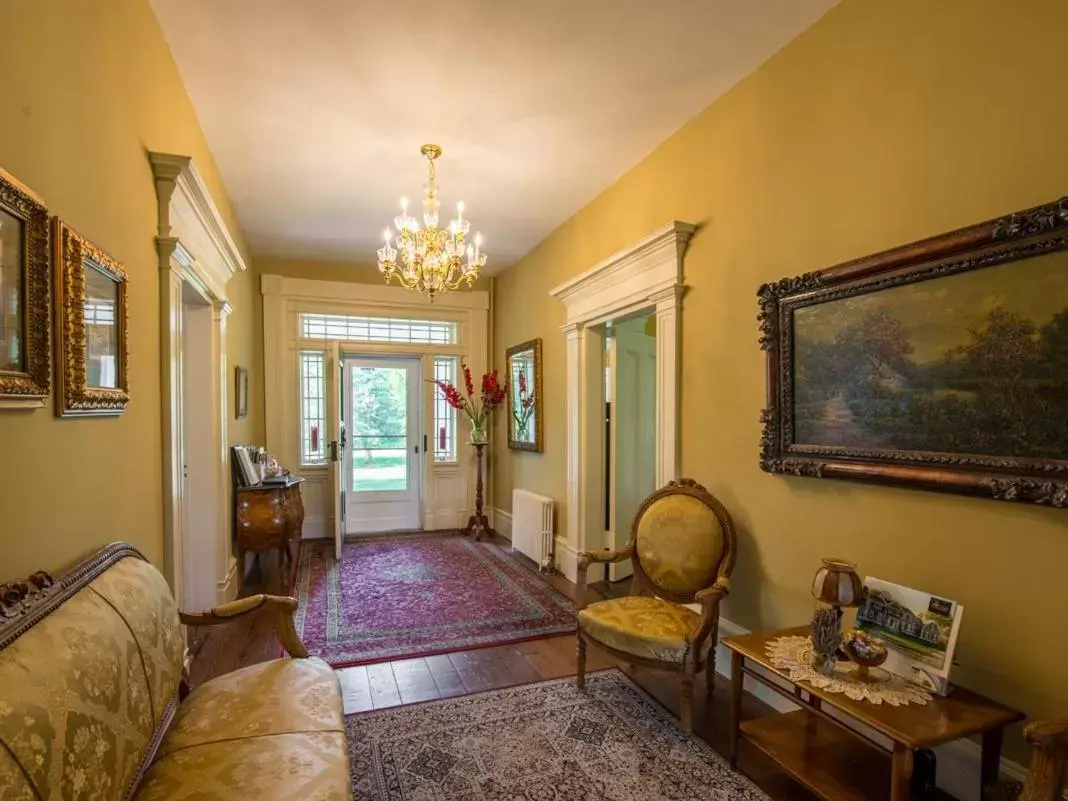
left=377, top=144, right=487, bottom=301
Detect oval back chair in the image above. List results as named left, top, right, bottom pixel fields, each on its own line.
left=576, top=478, right=736, bottom=731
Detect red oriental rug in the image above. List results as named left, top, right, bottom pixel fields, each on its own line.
left=292, top=533, right=577, bottom=667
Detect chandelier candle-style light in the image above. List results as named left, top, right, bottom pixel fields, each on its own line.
left=377, top=144, right=487, bottom=301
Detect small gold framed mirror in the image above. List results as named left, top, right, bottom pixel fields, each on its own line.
left=506, top=338, right=542, bottom=452
left=0, top=167, right=51, bottom=407
left=54, top=219, right=129, bottom=416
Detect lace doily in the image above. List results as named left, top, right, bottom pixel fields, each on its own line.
left=765, top=635, right=932, bottom=706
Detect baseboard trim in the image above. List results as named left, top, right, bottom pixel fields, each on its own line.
left=555, top=537, right=579, bottom=581
left=492, top=507, right=512, bottom=541
left=216, top=557, right=238, bottom=604
left=715, top=617, right=1032, bottom=801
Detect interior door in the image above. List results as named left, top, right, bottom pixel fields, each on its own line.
left=610, top=315, right=657, bottom=581
left=327, top=342, right=345, bottom=560
left=343, top=356, right=422, bottom=533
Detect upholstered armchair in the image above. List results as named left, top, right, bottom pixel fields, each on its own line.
left=576, top=478, right=736, bottom=731
left=986, top=720, right=1068, bottom=801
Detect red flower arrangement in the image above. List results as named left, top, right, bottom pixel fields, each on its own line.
left=513, top=369, right=536, bottom=436
left=432, top=359, right=507, bottom=443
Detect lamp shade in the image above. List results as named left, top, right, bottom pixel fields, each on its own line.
left=812, top=558, right=864, bottom=608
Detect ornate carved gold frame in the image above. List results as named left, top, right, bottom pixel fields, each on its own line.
left=0, top=167, right=51, bottom=405
left=759, top=195, right=1068, bottom=508
left=506, top=337, right=543, bottom=452
left=54, top=218, right=129, bottom=416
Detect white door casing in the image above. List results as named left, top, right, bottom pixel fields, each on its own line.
left=549, top=221, right=694, bottom=581
left=150, top=152, right=247, bottom=608
left=328, top=341, right=344, bottom=560
left=261, top=274, right=489, bottom=540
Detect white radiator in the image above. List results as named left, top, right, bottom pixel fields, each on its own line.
left=511, top=489, right=555, bottom=571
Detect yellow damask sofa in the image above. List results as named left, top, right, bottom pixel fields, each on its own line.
left=0, top=543, right=351, bottom=800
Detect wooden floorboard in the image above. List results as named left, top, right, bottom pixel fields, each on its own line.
left=187, top=535, right=956, bottom=801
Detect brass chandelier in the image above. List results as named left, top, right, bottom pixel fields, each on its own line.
left=377, top=144, right=486, bottom=301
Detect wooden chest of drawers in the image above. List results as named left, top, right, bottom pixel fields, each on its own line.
left=234, top=477, right=304, bottom=589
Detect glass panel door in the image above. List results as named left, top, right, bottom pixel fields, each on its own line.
left=343, top=356, right=422, bottom=532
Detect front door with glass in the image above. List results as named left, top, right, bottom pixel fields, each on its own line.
left=343, top=356, right=422, bottom=533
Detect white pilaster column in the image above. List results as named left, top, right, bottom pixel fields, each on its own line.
left=213, top=301, right=236, bottom=603
left=653, top=285, right=683, bottom=485
left=561, top=323, right=584, bottom=581
left=159, top=248, right=185, bottom=604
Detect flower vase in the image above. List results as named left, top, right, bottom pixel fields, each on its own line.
left=468, top=417, right=488, bottom=445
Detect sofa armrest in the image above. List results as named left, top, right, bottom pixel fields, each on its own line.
left=180, top=595, right=309, bottom=658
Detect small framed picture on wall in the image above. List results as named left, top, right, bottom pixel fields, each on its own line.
left=235, top=365, right=248, bottom=419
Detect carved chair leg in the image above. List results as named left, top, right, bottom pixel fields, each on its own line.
left=680, top=674, right=694, bottom=732
left=576, top=635, right=587, bottom=690
left=707, top=649, right=717, bottom=703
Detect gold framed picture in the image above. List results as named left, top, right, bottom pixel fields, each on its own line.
left=235, top=365, right=249, bottom=419
left=54, top=218, right=129, bottom=416
left=506, top=338, right=543, bottom=452
left=0, top=167, right=51, bottom=406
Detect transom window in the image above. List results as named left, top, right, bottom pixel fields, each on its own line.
left=300, top=313, right=457, bottom=345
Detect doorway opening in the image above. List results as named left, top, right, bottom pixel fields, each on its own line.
left=600, top=310, right=657, bottom=583
left=340, top=354, right=424, bottom=535
left=179, top=281, right=221, bottom=609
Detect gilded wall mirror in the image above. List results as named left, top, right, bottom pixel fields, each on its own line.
left=506, top=338, right=542, bottom=452
left=0, top=167, right=51, bottom=407
left=54, top=219, right=129, bottom=416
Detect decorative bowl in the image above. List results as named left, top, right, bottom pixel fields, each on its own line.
left=842, top=629, right=888, bottom=681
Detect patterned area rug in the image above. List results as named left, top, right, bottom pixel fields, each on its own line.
left=293, top=533, right=577, bottom=667
left=347, top=669, right=770, bottom=800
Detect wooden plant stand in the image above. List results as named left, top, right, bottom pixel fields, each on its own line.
left=724, top=626, right=1023, bottom=801
left=464, top=442, right=491, bottom=541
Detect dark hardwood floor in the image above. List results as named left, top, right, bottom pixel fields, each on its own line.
left=186, top=538, right=953, bottom=801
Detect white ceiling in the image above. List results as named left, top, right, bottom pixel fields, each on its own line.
left=152, top=0, right=837, bottom=271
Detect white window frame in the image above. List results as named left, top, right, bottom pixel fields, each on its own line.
left=262, top=274, right=489, bottom=536
left=432, top=355, right=459, bottom=464
left=298, top=349, right=327, bottom=466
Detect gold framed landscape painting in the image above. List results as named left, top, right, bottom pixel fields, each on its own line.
left=0, top=167, right=51, bottom=407
left=760, top=195, right=1068, bottom=508
left=54, top=218, right=129, bottom=416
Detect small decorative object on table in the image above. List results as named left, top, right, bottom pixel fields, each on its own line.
left=810, top=607, right=842, bottom=676
left=856, top=576, right=964, bottom=696
left=431, top=360, right=508, bottom=539
left=809, top=557, right=865, bottom=673
left=842, top=627, right=889, bottom=682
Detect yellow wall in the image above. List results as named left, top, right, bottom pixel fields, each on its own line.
left=0, top=0, right=260, bottom=578
left=493, top=0, right=1068, bottom=748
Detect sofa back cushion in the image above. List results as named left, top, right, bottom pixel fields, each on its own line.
left=0, top=546, right=184, bottom=800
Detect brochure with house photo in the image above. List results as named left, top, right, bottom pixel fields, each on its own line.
left=855, top=577, right=964, bottom=696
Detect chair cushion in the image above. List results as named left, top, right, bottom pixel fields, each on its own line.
left=636, top=493, right=724, bottom=595
left=134, top=657, right=349, bottom=801
left=578, top=596, right=702, bottom=663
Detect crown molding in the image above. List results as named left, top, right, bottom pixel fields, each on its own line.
left=549, top=220, right=695, bottom=326
left=149, top=152, right=246, bottom=298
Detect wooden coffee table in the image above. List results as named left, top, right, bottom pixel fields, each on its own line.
left=723, top=626, right=1023, bottom=801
